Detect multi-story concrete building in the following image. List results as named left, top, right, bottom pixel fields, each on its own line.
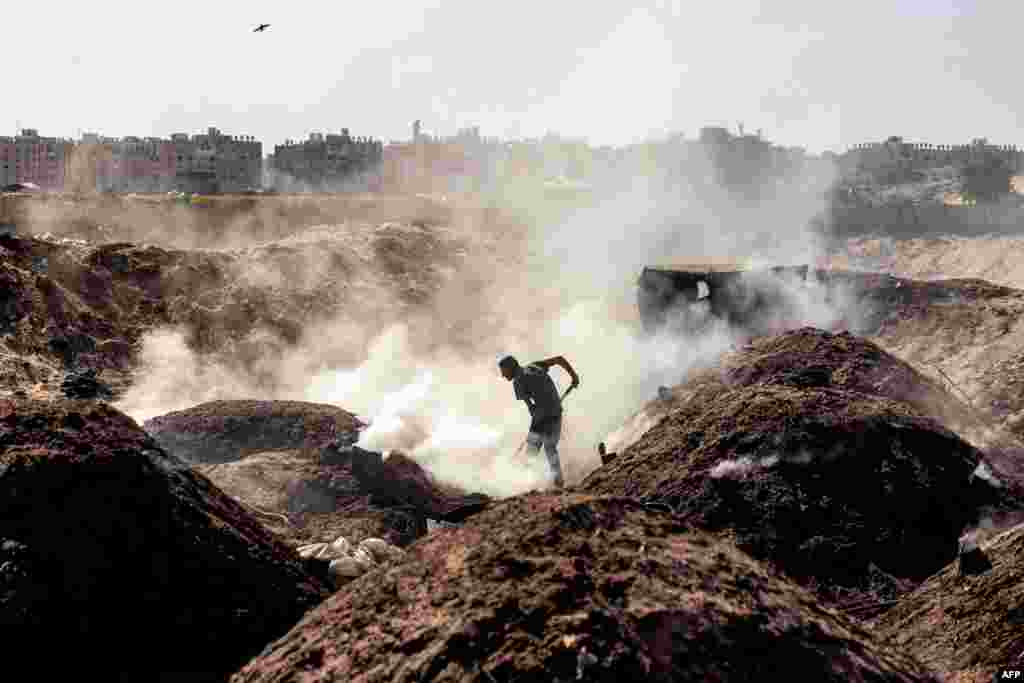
left=267, top=129, right=382, bottom=192
left=170, top=127, right=262, bottom=194
left=0, top=129, right=72, bottom=191
left=63, top=127, right=261, bottom=194
left=76, top=134, right=178, bottom=193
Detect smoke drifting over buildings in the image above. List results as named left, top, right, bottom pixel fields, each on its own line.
left=8, top=115, right=1023, bottom=498
left=98, top=117, right=852, bottom=498
left=7, top=118, right=1023, bottom=215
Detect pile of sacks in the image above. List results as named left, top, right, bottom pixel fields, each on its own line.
left=297, top=536, right=405, bottom=580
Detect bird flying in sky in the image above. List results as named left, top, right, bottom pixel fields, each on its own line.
left=254, top=23, right=270, bottom=32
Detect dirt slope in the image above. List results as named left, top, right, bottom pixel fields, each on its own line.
left=834, top=236, right=1024, bottom=289
left=144, top=399, right=365, bottom=463
left=867, top=276, right=1024, bottom=448
left=823, top=237, right=1024, bottom=463
left=872, top=522, right=1024, bottom=682
left=0, top=217, right=483, bottom=402
left=0, top=398, right=331, bottom=680
left=143, top=400, right=489, bottom=548
left=5, top=195, right=1024, bottom=680
left=232, top=494, right=940, bottom=683
left=583, top=328, right=1016, bottom=611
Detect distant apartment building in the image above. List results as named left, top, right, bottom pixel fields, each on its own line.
left=66, top=134, right=178, bottom=193
left=171, top=127, right=262, bottom=194
left=64, top=127, right=261, bottom=194
left=267, top=130, right=382, bottom=192
left=0, top=129, right=72, bottom=191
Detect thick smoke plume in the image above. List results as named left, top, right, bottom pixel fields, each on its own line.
left=115, top=140, right=856, bottom=498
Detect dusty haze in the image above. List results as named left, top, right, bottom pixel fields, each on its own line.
left=114, top=157, right=856, bottom=497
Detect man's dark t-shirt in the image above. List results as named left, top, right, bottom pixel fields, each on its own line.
left=513, top=363, right=562, bottom=433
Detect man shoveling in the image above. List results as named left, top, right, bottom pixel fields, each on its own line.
left=499, top=355, right=580, bottom=489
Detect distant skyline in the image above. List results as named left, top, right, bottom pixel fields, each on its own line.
left=5, top=0, right=1017, bottom=154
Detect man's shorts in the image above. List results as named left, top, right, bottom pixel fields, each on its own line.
left=526, top=414, right=564, bottom=487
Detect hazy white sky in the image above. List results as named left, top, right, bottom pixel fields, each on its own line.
left=4, top=0, right=1017, bottom=152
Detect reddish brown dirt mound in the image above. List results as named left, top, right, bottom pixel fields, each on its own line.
left=0, top=220, right=474, bottom=399
left=322, top=446, right=490, bottom=521
left=861, top=272, right=1024, bottom=446
left=0, top=233, right=237, bottom=396
left=183, top=448, right=369, bottom=545
left=232, top=494, right=939, bottom=683
left=820, top=239, right=1024, bottom=455
left=0, top=398, right=331, bottom=680
left=873, top=522, right=1024, bottom=683
left=729, top=322, right=1024, bottom=477
left=142, top=401, right=488, bottom=548
left=827, top=272, right=1017, bottom=312
left=192, top=453, right=436, bottom=552
left=143, top=399, right=364, bottom=463
left=197, top=444, right=488, bottom=549
left=718, top=325, right=971, bottom=427
left=583, top=328, right=1014, bottom=609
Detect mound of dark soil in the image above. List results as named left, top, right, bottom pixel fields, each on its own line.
left=861, top=271, right=1024, bottom=449
left=204, top=445, right=488, bottom=548
left=144, top=399, right=364, bottom=463
left=143, top=401, right=489, bottom=548
left=183, top=450, right=432, bottom=551
left=583, top=328, right=1013, bottom=608
left=0, top=221, right=473, bottom=399
left=0, top=234, right=231, bottom=395
left=232, top=494, right=939, bottom=682
left=320, top=444, right=491, bottom=521
left=872, top=522, right=1024, bottom=683
left=0, top=398, right=331, bottom=680
left=677, top=325, right=991, bottom=438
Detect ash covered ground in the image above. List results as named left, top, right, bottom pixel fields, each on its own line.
left=1, top=189, right=1023, bottom=682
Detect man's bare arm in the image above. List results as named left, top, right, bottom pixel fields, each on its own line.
left=536, top=356, right=580, bottom=387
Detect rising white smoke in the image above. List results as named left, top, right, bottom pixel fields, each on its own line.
left=284, top=158, right=846, bottom=495
left=115, top=133, right=854, bottom=499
